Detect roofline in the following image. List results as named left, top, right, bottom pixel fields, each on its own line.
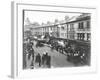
left=30, top=17, right=90, bottom=29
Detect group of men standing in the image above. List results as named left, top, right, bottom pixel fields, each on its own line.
left=35, top=52, right=51, bottom=68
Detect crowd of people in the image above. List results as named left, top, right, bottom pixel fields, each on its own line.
left=23, top=37, right=90, bottom=69
left=23, top=39, right=51, bottom=69
left=35, top=52, right=51, bottom=68
left=48, top=39, right=90, bottom=66
left=23, top=40, right=34, bottom=69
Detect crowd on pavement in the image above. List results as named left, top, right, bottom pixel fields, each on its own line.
left=23, top=37, right=90, bottom=69
left=23, top=39, right=51, bottom=69
left=48, top=39, right=90, bottom=66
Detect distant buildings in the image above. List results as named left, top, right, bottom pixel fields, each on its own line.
left=24, top=14, right=91, bottom=41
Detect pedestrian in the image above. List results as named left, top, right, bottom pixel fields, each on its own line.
left=30, top=48, right=34, bottom=69
left=42, top=52, right=46, bottom=65
left=28, top=51, right=31, bottom=60
left=45, top=52, right=50, bottom=68
left=35, top=53, right=41, bottom=67
left=47, top=55, right=51, bottom=68
left=23, top=44, right=27, bottom=69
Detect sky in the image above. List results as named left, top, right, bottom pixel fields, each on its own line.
left=24, top=10, right=82, bottom=25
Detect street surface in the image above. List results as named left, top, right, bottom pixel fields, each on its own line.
left=25, top=41, right=75, bottom=69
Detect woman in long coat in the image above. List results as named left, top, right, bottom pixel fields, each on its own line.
left=35, top=53, right=41, bottom=67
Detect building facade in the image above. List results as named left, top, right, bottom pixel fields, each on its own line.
left=25, top=14, right=91, bottom=41
left=67, top=14, right=91, bottom=41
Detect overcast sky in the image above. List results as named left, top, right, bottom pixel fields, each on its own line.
left=24, top=10, right=82, bottom=25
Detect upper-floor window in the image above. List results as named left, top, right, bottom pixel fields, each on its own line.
left=86, top=21, right=90, bottom=29
left=61, top=26, right=65, bottom=30
left=61, top=25, right=65, bottom=30
left=78, top=22, right=84, bottom=29
left=50, top=27, right=52, bottom=30
left=61, top=33, right=64, bottom=37
left=70, top=24, right=74, bottom=31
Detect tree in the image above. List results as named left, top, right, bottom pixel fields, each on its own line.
left=24, top=30, right=32, bottom=37
left=32, top=22, right=40, bottom=26
left=54, top=19, right=59, bottom=23
left=47, top=21, right=51, bottom=25
left=64, top=16, right=69, bottom=21
left=44, top=32, right=50, bottom=39
left=25, top=17, right=31, bottom=25
left=42, top=22, right=45, bottom=25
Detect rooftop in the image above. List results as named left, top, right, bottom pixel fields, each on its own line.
left=24, top=14, right=91, bottom=29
